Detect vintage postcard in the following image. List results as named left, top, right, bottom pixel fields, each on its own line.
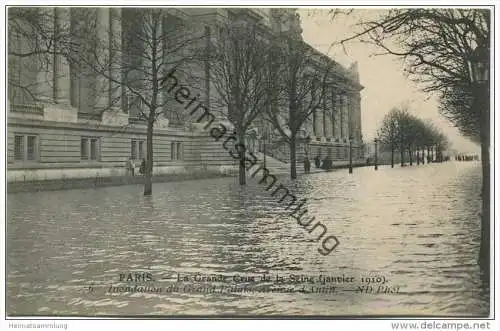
left=3, top=2, right=497, bottom=328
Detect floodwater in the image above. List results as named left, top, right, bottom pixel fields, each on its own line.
left=7, top=161, right=489, bottom=316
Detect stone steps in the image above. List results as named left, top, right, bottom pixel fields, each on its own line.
left=252, top=152, right=368, bottom=176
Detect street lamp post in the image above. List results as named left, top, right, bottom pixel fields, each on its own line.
left=263, top=135, right=267, bottom=170
left=349, top=135, right=353, bottom=174
left=374, top=138, right=379, bottom=171
left=261, top=126, right=268, bottom=171
left=467, top=43, right=490, bottom=281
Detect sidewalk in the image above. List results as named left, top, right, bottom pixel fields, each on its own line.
left=7, top=170, right=234, bottom=193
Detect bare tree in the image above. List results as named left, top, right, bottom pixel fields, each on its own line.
left=266, top=36, right=330, bottom=179
left=209, top=18, right=270, bottom=185
left=8, top=7, right=71, bottom=104
left=378, top=105, right=451, bottom=168
left=377, top=108, right=399, bottom=168
left=70, top=8, right=201, bottom=196
left=335, top=8, right=491, bottom=277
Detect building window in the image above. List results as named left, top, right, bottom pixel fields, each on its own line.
left=81, top=138, right=88, bottom=159
left=81, top=137, right=100, bottom=161
left=14, top=134, right=38, bottom=162
left=90, top=138, right=99, bottom=160
left=131, top=139, right=145, bottom=160
left=171, top=141, right=183, bottom=161
left=27, top=135, right=37, bottom=160
left=14, top=135, right=24, bottom=161
left=176, top=142, right=182, bottom=160
left=131, top=140, right=137, bottom=160
left=171, top=142, right=176, bottom=160
left=122, top=92, right=130, bottom=114
left=138, top=141, right=144, bottom=159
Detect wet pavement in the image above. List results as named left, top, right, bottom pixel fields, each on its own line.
left=6, top=161, right=489, bottom=316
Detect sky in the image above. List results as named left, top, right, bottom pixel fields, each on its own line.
left=298, top=9, right=481, bottom=154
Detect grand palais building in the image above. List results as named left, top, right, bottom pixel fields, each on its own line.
left=7, top=7, right=364, bottom=183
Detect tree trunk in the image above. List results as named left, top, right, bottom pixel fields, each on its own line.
left=238, top=133, right=246, bottom=185
left=479, top=88, right=490, bottom=286
left=400, top=147, right=404, bottom=167
left=144, top=120, right=154, bottom=196
left=416, top=148, right=420, bottom=165
left=290, top=136, right=297, bottom=179
left=391, top=143, right=394, bottom=168
left=409, top=148, right=413, bottom=166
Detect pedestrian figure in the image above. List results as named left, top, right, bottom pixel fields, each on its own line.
left=128, top=157, right=135, bottom=176
left=321, top=155, right=332, bottom=170
left=304, top=157, right=311, bottom=174
left=314, top=155, right=321, bottom=169
left=139, top=158, right=146, bottom=175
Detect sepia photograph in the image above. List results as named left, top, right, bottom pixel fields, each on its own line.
left=3, top=2, right=496, bottom=325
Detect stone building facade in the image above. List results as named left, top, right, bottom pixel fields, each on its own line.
left=7, top=7, right=363, bottom=183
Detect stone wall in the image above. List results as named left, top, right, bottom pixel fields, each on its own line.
left=7, top=115, right=238, bottom=183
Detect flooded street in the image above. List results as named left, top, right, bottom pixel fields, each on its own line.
left=7, top=162, right=489, bottom=316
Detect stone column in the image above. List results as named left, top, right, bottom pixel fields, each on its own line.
left=355, top=93, right=362, bottom=142
left=155, top=14, right=169, bottom=128
left=324, top=100, right=332, bottom=138
left=204, top=25, right=211, bottom=111
left=335, top=93, right=342, bottom=140
left=307, top=116, right=314, bottom=137
left=347, top=93, right=354, bottom=141
left=314, top=107, right=322, bottom=138
left=95, top=8, right=110, bottom=110
left=101, top=8, right=129, bottom=126
left=330, top=90, right=336, bottom=138
left=36, top=8, right=55, bottom=103
left=343, top=94, right=349, bottom=140
left=53, top=7, right=70, bottom=104
left=337, top=93, right=343, bottom=139
left=109, top=8, right=122, bottom=111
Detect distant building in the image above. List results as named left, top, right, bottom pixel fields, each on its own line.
left=7, top=8, right=363, bottom=183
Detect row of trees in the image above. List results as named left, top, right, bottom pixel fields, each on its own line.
left=210, top=12, right=338, bottom=182
left=9, top=8, right=341, bottom=191
left=377, top=106, right=449, bottom=167
left=331, top=8, right=490, bottom=283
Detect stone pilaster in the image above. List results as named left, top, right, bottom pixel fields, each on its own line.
left=53, top=7, right=70, bottom=104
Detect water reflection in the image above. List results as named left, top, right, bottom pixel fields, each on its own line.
left=7, top=162, right=489, bottom=316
